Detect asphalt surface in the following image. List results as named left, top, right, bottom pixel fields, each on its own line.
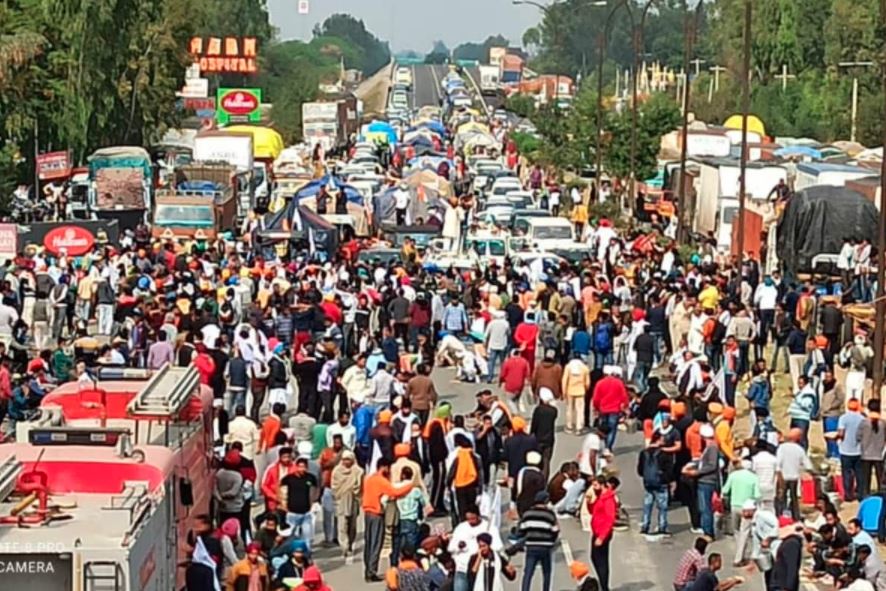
left=410, top=64, right=446, bottom=109
left=309, top=365, right=791, bottom=591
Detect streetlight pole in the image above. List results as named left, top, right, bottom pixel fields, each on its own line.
left=594, top=0, right=627, bottom=201
left=736, top=0, right=751, bottom=261
left=676, top=0, right=698, bottom=242
left=629, top=0, right=658, bottom=216
left=872, top=0, right=886, bottom=398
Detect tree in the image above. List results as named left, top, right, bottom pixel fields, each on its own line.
left=604, top=93, right=681, bottom=181
left=452, top=34, right=509, bottom=62
left=425, top=41, right=450, bottom=65
left=315, top=14, right=390, bottom=75
left=505, top=94, right=536, bottom=119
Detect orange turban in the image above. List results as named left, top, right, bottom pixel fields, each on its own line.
left=394, top=443, right=411, bottom=457
left=511, top=416, right=527, bottom=432
left=378, top=410, right=393, bottom=424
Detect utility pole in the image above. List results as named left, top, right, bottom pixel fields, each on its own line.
left=677, top=0, right=695, bottom=242
left=872, top=0, right=886, bottom=398
left=838, top=61, right=875, bottom=143
left=774, top=64, right=795, bottom=91
left=736, top=0, right=752, bottom=260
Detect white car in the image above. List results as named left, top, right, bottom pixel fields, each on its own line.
left=489, top=177, right=523, bottom=198
left=523, top=217, right=576, bottom=250
left=395, top=67, right=413, bottom=88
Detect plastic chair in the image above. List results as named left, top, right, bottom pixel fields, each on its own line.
left=858, top=496, right=883, bottom=533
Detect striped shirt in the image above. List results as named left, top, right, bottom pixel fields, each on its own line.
left=517, top=506, right=560, bottom=548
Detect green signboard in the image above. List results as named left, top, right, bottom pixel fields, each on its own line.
left=216, top=87, right=262, bottom=124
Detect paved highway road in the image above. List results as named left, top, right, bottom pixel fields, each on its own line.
left=304, top=364, right=779, bottom=591
left=410, top=64, right=445, bottom=109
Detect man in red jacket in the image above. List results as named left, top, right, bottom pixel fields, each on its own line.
left=499, top=349, right=531, bottom=414
left=591, top=366, right=629, bottom=451
left=588, top=476, right=620, bottom=591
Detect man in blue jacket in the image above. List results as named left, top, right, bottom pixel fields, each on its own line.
left=351, top=391, right=376, bottom=468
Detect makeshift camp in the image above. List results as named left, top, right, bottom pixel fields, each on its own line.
left=364, top=120, right=398, bottom=145
left=372, top=186, right=445, bottom=228
left=404, top=169, right=452, bottom=199
left=776, top=186, right=878, bottom=276
left=257, top=205, right=339, bottom=258
left=290, top=176, right=370, bottom=236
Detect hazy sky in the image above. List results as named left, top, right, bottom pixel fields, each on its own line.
left=267, top=0, right=539, bottom=52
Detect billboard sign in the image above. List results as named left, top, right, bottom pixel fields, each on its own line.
left=36, top=151, right=72, bottom=181
left=216, top=88, right=262, bottom=124
left=189, top=36, right=258, bottom=74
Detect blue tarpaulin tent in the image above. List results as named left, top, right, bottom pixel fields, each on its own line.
left=774, top=145, right=822, bottom=160
left=366, top=121, right=398, bottom=144
left=294, top=176, right=363, bottom=204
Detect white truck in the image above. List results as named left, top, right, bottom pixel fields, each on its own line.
left=302, top=96, right=359, bottom=154
left=193, top=131, right=255, bottom=219
left=479, top=65, right=500, bottom=92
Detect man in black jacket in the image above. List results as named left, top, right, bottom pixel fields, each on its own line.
left=770, top=525, right=803, bottom=591
left=633, top=326, right=656, bottom=393
left=819, top=299, right=843, bottom=361
left=531, top=387, right=558, bottom=479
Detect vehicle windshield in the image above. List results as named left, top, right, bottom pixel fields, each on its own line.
left=358, top=250, right=400, bottom=264
left=722, top=206, right=738, bottom=225
left=155, top=204, right=214, bottom=226
left=532, top=225, right=573, bottom=240
left=468, top=239, right=506, bottom=256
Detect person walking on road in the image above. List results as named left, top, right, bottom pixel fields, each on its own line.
left=517, top=491, right=560, bottom=591
left=588, top=476, right=619, bottom=591
left=330, top=449, right=363, bottom=559
left=531, top=388, right=558, bottom=478
left=637, top=433, right=670, bottom=537
left=591, top=366, right=629, bottom=451
left=562, top=352, right=591, bottom=434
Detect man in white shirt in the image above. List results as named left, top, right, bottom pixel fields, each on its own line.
left=326, top=412, right=357, bottom=449
left=447, top=506, right=504, bottom=587
left=394, top=182, right=411, bottom=225
left=225, top=406, right=260, bottom=460
left=750, top=440, right=778, bottom=512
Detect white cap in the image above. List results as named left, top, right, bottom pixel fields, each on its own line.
left=603, top=365, right=623, bottom=377
left=539, top=387, right=555, bottom=404
left=297, top=441, right=313, bottom=458
left=699, top=424, right=715, bottom=439
left=526, top=451, right=542, bottom=466
left=741, top=499, right=757, bottom=511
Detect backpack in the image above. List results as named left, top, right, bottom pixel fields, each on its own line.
left=710, top=318, right=727, bottom=345
left=397, top=567, right=430, bottom=591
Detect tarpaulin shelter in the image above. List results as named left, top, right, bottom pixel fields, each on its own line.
left=403, top=132, right=435, bottom=148
left=416, top=120, right=446, bottom=137
left=723, top=114, right=766, bottom=138
left=831, top=141, right=866, bottom=157
left=777, top=186, right=878, bottom=275
left=225, top=125, right=285, bottom=160
left=372, top=186, right=445, bottom=228
left=365, top=121, right=398, bottom=145
left=291, top=176, right=370, bottom=235
left=404, top=169, right=452, bottom=199
left=774, top=145, right=822, bottom=160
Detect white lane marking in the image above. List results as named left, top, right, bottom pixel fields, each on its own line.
left=429, top=63, right=442, bottom=104
left=561, top=538, right=575, bottom=564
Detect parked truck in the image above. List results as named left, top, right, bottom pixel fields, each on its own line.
left=500, top=55, right=524, bottom=84
left=302, top=94, right=359, bottom=155
left=479, top=65, right=500, bottom=92
left=87, top=146, right=153, bottom=231
left=192, top=131, right=255, bottom=219
left=152, top=164, right=239, bottom=240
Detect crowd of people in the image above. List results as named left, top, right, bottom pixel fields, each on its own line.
left=2, top=113, right=885, bottom=591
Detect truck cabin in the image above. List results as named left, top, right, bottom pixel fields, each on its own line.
left=0, top=443, right=184, bottom=590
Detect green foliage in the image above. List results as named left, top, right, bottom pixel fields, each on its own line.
left=524, top=0, right=886, bottom=145
left=452, top=35, right=508, bottom=62
left=604, top=93, right=681, bottom=181
left=314, top=14, right=390, bottom=76
left=425, top=41, right=450, bottom=65
left=510, top=131, right=541, bottom=156
left=505, top=94, right=537, bottom=119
